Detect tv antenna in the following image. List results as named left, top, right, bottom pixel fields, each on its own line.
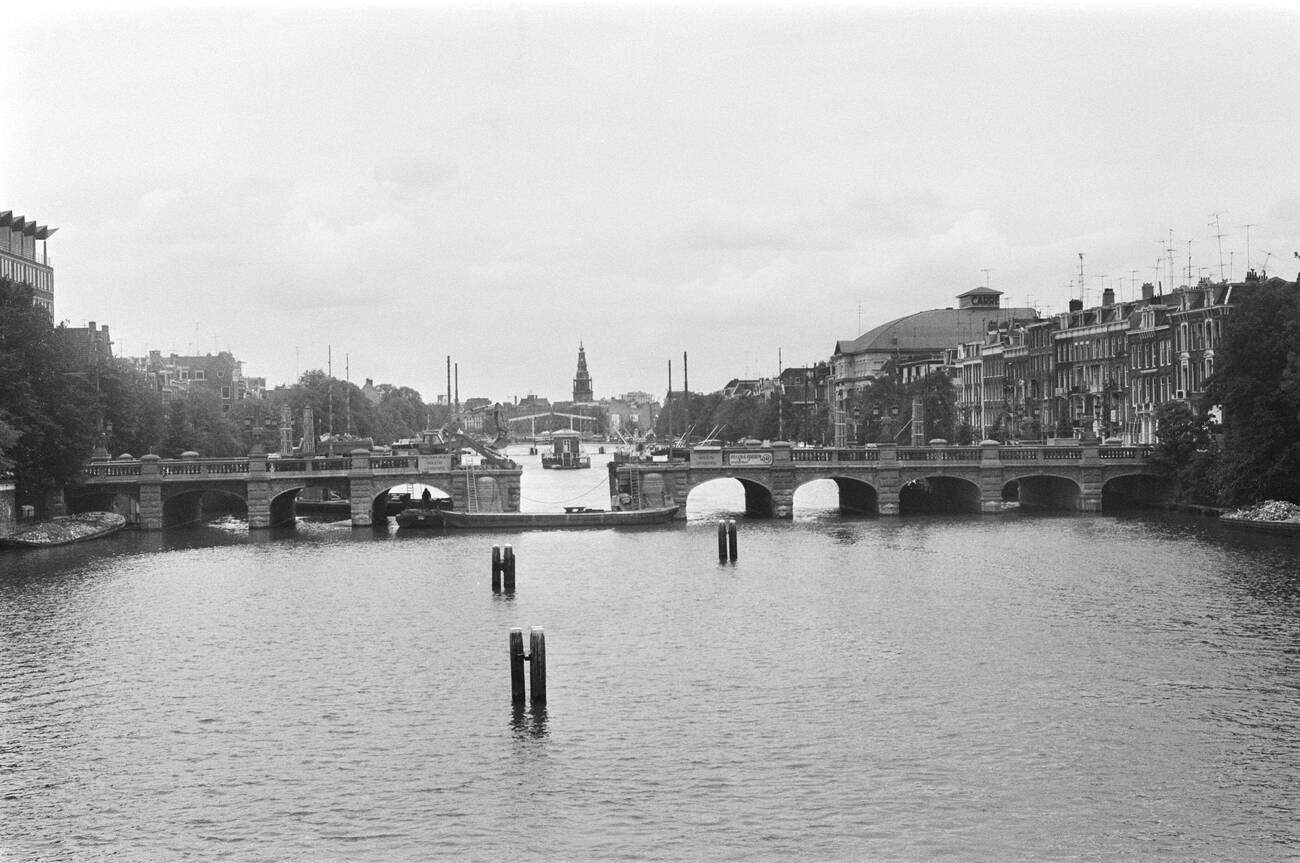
left=1208, top=211, right=1227, bottom=281
left=1076, top=253, right=1085, bottom=302
left=981, top=268, right=992, bottom=289
left=1243, top=223, right=1257, bottom=271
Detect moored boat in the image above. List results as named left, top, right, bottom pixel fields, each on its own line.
left=404, top=504, right=681, bottom=530
left=541, top=429, right=591, bottom=469
left=1, top=511, right=127, bottom=548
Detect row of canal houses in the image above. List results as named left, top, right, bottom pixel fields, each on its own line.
left=944, top=271, right=1283, bottom=445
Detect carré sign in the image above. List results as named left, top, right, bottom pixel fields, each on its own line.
left=727, top=451, right=773, bottom=467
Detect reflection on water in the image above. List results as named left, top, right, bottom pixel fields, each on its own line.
left=2, top=451, right=1298, bottom=861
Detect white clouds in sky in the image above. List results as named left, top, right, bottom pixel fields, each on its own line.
left=4, top=3, right=1297, bottom=400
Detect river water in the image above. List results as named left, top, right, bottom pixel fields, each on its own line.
left=3, top=447, right=1298, bottom=861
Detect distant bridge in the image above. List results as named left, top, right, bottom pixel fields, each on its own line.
left=608, top=441, right=1170, bottom=518
left=505, top=411, right=599, bottom=432
left=75, top=450, right=522, bottom=530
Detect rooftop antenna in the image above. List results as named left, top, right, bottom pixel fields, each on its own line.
left=981, top=268, right=992, bottom=289
left=1186, top=240, right=1194, bottom=283
left=857, top=300, right=862, bottom=334
left=1166, top=228, right=1177, bottom=289
left=1076, top=253, right=1085, bottom=303
left=1262, top=250, right=1275, bottom=276
left=1243, top=223, right=1257, bottom=271
left=1129, top=269, right=1138, bottom=302
left=1229, top=250, right=1235, bottom=282
left=1209, top=211, right=1227, bottom=281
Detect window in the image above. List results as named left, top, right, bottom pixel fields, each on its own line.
left=221, top=386, right=231, bottom=399
left=195, top=370, right=206, bottom=381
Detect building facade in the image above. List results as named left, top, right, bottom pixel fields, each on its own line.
left=1, top=210, right=57, bottom=313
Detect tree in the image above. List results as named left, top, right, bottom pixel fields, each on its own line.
left=1205, top=278, right=1300, bottom=504
left=1149, top=400, right=1219, bottom=503
left=0, top=278, right=100, bottom=512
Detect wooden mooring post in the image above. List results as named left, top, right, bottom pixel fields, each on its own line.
left=508, top=626, right=547, bottom=705
left=492, top=545, right=517, bottom=593
left=529, top=626, right=547, bottom=704
left=509, top=627, right=526, bottom=702
left=718, top=518, right=738, bottom=562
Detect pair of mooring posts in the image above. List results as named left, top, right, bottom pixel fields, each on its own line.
left=491, top=545, right=516, bottom=593
left=509, top=626, right=546, bottom=705
left=717, top=518, right=738, bottom=562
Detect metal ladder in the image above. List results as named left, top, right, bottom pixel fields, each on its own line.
left=625, top=465, right=641, bottom=510
left=465, top=466, right=479, bottom=513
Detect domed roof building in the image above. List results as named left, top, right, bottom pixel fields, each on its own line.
left=830, top=288, right=1040, bottom=442
left=833, top=288, right=1038, bottom=384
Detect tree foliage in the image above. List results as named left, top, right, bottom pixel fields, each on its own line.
left=1205, top=279, right=1300, bottom=505
left=1149, top=400, right=1219, bottom=503
left=0, top=278, right=100, bottom=510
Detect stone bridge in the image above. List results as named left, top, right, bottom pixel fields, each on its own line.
left=608, top=441, right=1171, bottom=518
left=74, top=450, right=522, bottom=530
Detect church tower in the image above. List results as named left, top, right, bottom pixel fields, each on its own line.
left=572, top=342, right=594, bottom=403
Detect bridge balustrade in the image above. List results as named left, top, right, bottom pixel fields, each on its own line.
left=1041, top=449, right=1083, bottom=461
left=372, top=456, right=419, bottom=471
left=85, top=462, right=141, bottom=478
left=161, top=459, right=250, bottom=476
left=309, top=458, right=350, bottom=472
left=897, top=447, right=982, bottom=462
left=790, top=448, right=879, bottom=463
left=1100, top=447, right=1151, bottom=459
left=269, top=459, right=308, bottom=472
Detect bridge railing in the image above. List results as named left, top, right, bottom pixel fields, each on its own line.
left=897, top=446, right=983, bottom=462
left=791, top=448, right=880, bottom=463
left=161, top=458, right=251, bottom=476
left=1099, top=446, right=1153, bottom=460
left=84, top=462, right=142, bottom=478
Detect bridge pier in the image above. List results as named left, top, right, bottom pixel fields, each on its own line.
left=246, top=453, right=274, bottom=528
left=138, top=455, right=164, bottom=530
left=877, top=490, right=899, bottom=516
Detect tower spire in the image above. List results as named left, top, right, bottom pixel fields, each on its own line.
left=572, top=342, right=594, bottom=403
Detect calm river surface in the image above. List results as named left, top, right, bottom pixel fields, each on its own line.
left=3, top=447, right=1298, bottom=861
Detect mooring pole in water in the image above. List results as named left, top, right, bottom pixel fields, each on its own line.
left=503, top=545, right=516, bottom=593
left=509, top=627, right=526, bottom=702
left=491, top=545, right=502, bottom=593
left=727, top=518, right=738, bottom=562
left=717, top=520, right=728, bottom=562
left=529, top=626, right=547, bottom=704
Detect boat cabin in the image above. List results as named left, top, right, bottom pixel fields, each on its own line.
left=541, top=429, right=591, bottom=469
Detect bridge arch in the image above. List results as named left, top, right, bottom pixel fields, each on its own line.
left=898, top=475, right=981, bottom=514
left=66, top=488, right=139, bottom=521
left=162, top=487, right=247, bottom=528
left=366, top=482, right=454, bottom=524
left=1102, top=472, right=1176, bottom=510
left=791, top=477, right=879, bottom=517
left=686, top=476, right=776, bottom=518
left=1007, top=474, right=1083, bottom=511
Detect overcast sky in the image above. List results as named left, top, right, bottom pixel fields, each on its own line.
left=5, top=2, right=1298, bottom=403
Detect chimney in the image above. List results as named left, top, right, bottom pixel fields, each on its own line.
left=1141, top=282, right=1154, bottom=300
left=1102, top=288, right=1114, bottom=307
left=1068, top=298, right=1083, bottom=312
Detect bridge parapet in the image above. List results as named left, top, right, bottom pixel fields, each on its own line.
left=78, top=450, right=522, bottom=529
